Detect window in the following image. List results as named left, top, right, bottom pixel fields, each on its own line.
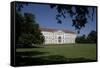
left=58, top=36, right=61, bottom=43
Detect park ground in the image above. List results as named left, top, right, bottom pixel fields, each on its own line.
left=16, top=44, right=97, bottom=66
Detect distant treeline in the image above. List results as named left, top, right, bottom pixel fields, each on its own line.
left=75, top=30, right=97, bottom=43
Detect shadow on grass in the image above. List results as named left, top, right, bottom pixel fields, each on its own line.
left=16, top=44, right=44, bottom=48
left=15, top=51, right=96, bottom=66
left=16, top=51, right=48, bottom=56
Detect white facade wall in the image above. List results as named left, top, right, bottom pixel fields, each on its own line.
left=41, top=30, right=76, bottom=44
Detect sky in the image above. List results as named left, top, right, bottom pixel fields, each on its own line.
left=20, top=3, right=97, bottom=36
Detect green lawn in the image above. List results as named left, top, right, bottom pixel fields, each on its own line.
left=16, top=44, right=97, bottom=60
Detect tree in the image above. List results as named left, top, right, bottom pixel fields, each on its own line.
left=75, top=34, right=87, bottom=43
left=15, top=2, right=95, bottom=33
left=75, top=30, right=97, bottom=43
left=15, top=12, right=24, bottom=43
left=16, top=12, right=44, bottom=45
left=15, top=2, right=45, bottom=46
left=87, top=30, right=97, bottom=43
left=50, top=5, right=95, bottom=33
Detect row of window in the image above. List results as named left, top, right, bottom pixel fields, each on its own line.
left=44, top=36, right=73, bottom=39
left=45, top=39, right=74, bottom=43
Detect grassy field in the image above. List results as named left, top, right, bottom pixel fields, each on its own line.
left=16, top=44, right=97, bottom=66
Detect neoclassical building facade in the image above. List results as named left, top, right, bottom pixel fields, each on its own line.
left=40, top=28, right=77, bottom=44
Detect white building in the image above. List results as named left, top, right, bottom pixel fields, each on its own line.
left=40, top=28, right=77, bottom=44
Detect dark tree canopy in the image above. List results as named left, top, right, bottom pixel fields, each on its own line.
left=15, top=3, right=45, bottom=45
left=50, top=4, right=95, bottom=33
left=15, top=2, right=95, bottom=34
left=16, top=12, right=45, bottom=45
left=87, top=30, right=97, bottom=43
left=75, top=34, right=87, bottom=43
left=16, top=12, right=44, bottom=45
left=75, top=30, right=97, bottom=43
left=16, top=2, right=28, bottom=11
left=15, top=2, right=45, bottom=45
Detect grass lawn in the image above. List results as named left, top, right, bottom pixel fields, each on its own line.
left=16, top=44, right=97, bottom=66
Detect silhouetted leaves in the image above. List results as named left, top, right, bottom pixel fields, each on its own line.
left=16, top=2, right=28, bottom=12
left=50, top=4, right=56, bottom=8
left=15, top=2, right=95, bottom=34
left=50, top=4, right=95, bottom=33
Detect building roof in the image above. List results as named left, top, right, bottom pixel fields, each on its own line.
left=40, top=27, right=76, bottom=34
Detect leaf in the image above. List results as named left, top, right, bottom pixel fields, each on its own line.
left=57, top=20, right=62, bottom=24
left=50, top=4, right=56, bottom=8
left=72, top=19, right=76, bottom=26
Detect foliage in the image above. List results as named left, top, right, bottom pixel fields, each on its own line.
left=75, top=34, right=87, bottom=43
left=16, top=12, right=44, bottom=45
left=16, top=2, right=28, bottom=11
left=87, top=30, right=97, bottom=43
left=50, top=5, right=95, bottom=33
left=76, top=30, right=97, bottom=43
left=15, top=2, right=95, bottom=33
